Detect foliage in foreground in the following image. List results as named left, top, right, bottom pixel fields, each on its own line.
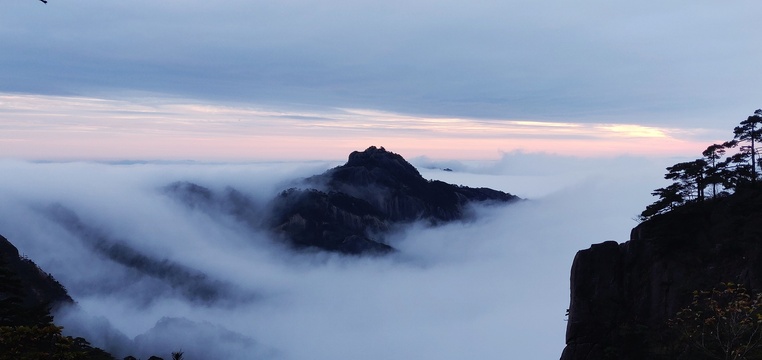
left=669, top=283, right=762, bottom=360
left=0, top=324, right=114, bottom=360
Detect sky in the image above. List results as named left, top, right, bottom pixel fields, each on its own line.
left=2, top=0, right=762, bottom=160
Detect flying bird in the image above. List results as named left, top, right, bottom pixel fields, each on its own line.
left=40, top=0, right=47, bottom=3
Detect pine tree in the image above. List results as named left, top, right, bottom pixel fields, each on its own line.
left=732, top=109, right=762, bottom=184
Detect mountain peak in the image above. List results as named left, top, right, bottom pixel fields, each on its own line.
left=346, top=146, right=399, bottom=164
left=329, top=146, right=423, bottom=188
left=344, top=146, right=422, bottom=177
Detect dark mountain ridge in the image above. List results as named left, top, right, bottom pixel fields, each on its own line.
left=167, top=146, right=520, bottom=254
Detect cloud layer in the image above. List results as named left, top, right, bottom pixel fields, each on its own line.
left=0, top=153, right=676, bottom=359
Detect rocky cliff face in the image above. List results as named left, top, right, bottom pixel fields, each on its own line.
left=561, top=188, right=762, bottom=360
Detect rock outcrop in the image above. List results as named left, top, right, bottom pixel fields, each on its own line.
left=561, top=187, right=762, bottom=360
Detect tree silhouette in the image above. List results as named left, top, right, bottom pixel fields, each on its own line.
left=664, top=159, right=707, bottom=202
left=732, top=109, right=762, bottom=185
left=640, top=183, right=684, bottom=220
left=702, top=143, right=730, bottom=198
left=640, top=109, right=762, bottom=221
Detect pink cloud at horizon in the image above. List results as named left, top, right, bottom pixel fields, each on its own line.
left=0, top=93, right=724, bottom=162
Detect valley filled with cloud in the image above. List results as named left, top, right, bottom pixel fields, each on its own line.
left=0, top=153, right=676, bottom=359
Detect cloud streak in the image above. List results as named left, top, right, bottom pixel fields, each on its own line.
left=0, top=93, right=721, bottom=161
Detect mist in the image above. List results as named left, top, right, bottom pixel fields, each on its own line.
left=0, top=153, right=677, bottom=359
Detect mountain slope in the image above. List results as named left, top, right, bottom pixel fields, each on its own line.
left=0, top=234, right=116, bottom=360
left=0, top=234, right=72, bottom=319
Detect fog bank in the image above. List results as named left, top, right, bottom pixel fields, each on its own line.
left=0, top=154, right=675, bottom=359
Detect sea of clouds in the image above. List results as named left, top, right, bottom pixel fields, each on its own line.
left=0, top=152, right=681, bottom=359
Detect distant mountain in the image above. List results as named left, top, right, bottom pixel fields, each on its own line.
left=166, top=146, right=520, bottom=254
left=43, top=204, right=250, bottom=306
left=131, top=317, right=269, bottom=360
